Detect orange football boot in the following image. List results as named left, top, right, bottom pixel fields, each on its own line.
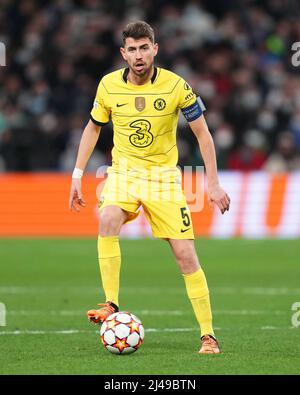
left=87, top=302, right=119, bottom=324
left=199, top=335, right=221, bottom=354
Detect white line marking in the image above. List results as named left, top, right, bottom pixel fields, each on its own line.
left=0, top=328, right=200, bottom=336
left=1, top=286, right=300, bottom=295
left=261, top=326, right=277, bottom=330
left=5, top=309, right=288, bottom=316
left=0, top=326, right=295, bottom=336
left=5, top=310, right=185, bottom=316
left=0, top=329, right=89, bottom=335
left=214, top=310, right=286, bottom=316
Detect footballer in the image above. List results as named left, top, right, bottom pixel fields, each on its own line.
left=69, top=21, right=230, bottom=354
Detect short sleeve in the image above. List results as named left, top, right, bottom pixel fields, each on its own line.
left=90, top=80, right=110, bottom=125
left=178, top=79, right=206, bottom=122
left=178, top=80, right=197, bottom=109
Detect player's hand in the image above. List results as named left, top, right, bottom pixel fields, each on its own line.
left=69, top=178, right=86, bottom=212
left=207, top=184, right=230, bottom=215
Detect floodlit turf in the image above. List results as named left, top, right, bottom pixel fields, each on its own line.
left=0, top=238, right=300, bottom=375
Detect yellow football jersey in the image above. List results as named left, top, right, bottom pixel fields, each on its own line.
left=90, top=67, right=202, bottom=177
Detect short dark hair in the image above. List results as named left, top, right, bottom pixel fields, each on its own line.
left=122, top=21, right=155, bottom=45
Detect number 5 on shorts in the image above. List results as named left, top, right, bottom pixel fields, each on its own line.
left=180, top=207, right=191, bottom=227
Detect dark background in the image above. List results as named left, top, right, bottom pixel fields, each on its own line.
left=0, top=0, right=300, bottom=172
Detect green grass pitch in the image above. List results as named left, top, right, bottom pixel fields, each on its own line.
left=0, top=238, right=300, bottom=375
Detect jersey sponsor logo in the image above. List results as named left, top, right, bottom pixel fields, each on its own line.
left=154, top=98, right=166, bottom=111
left=181, top=228, right=191, bottom=233
left=116, top=103, right=128, bottom=107
left=135, top=97, right=145, bottom=111
left=129, top=119, right=154, bottom=148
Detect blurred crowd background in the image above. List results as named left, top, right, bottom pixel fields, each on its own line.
left=0, top=0, right=300, bottom=173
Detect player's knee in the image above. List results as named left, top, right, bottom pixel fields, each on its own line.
left=99, top=208, right=123, bottom=236
left=175, top=249, right=199, bottom=273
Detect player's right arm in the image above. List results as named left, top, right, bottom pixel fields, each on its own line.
left=69, top=79, right=110, bottom=213
left=69, top=120, right=101, bottom=212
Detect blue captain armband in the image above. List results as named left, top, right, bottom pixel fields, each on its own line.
left=181, top=97, right=206, bottom=122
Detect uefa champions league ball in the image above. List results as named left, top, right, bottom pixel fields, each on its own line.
left=100, top=312, right=145, bottom=355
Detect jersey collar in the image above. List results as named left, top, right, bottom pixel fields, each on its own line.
left=122, top=67, right=158, bottom=84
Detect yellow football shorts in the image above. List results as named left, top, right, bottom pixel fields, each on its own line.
left=98, top=170, right=194, bottom=239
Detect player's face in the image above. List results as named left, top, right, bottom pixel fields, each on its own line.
left=120, top=37, right=158, bottom=78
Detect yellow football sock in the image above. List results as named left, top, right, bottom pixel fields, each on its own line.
left=98, top=235, right=121, bottom=307
left=183, top=268, right=215, bottom=338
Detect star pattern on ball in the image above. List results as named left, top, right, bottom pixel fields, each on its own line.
left=129, top=321, right=140, bottom=334
left=114, top=338, right=130, bottom=352
left=101, top=311, right=144, bottom=354
left=106, top=318, right=118, bottom=330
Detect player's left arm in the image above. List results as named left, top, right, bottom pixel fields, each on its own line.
left=189, top=114, right=230, bottom=214
left=177, top=78, right=230, bottom=213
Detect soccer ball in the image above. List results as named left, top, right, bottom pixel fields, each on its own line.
left=100, top=311, right=145, bottom=355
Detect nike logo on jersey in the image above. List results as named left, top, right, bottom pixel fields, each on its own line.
left=116, top=103, right=128, bottom=107
left=181, top=228, right=191, bottom=233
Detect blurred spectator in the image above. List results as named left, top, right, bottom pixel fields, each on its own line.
left=263, top=131, right=300, bottom=172
left=228, top=129, right=267, bottom=171
left=0, top=0, right=300, bottom=172
left=213, top=123, right=235, bottom=169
